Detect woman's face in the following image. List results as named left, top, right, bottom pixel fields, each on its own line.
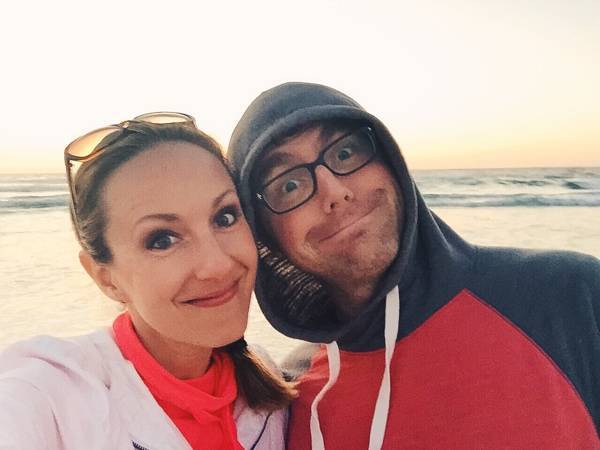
left=96, top=142, right=257, bottom=348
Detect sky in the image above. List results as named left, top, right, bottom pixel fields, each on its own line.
left=0, top=0, right=598, bottom=173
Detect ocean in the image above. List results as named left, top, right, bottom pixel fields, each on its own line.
left=1, top=167, right=599, bottom=362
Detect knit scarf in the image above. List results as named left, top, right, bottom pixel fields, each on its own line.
left=113, top=313, right=243, bottom=450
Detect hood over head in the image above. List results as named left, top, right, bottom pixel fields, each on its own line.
left=229, top=82, right=473, bottom=349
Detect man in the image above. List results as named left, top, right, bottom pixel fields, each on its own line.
left=229, top=82, right=600, bottom=449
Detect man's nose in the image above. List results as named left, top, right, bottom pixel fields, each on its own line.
left=314, top=165, right=354, bottom=213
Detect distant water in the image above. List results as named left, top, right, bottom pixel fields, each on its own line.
left=415, top=167, right=600, bottom=207
left=2, top=167, right=600, bottom=212
left=0, top=173, right=69, bottom=211
left=1, top=167, right=599, bottom=361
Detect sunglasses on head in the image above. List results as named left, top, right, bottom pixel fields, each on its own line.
left=64, top=111, right=196, bottom=231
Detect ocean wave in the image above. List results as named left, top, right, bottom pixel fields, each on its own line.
left=494, top=178, right=598, bottom=191
left=0, top=194, right=68, bottom=211
left=496, top=178, right=549, bottom=187
left=414, top=167, right=600, bottom=194
left=424, top=192, right=600, bottom=207
left=1, top=168, right=598, bottom=211
left=562, top=181, right=585, bottom=190
left=0, top=184, right=69, bottom=193
left=0, top=175, right=65, bottom=183
left=2, top=192, right=598, bottom=211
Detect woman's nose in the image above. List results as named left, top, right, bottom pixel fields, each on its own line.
left=190, top=234, right=236, bottom=281
left=314, top=165, right=354, bottom=213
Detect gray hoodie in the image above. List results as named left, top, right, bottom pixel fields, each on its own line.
left=229, top=82, right=600, bottom=448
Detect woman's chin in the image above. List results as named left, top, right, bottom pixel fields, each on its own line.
left=193, top=324, right=247, bottom=349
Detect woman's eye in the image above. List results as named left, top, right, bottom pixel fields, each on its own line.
left=336, top=147, right=354, bottom=161
left=215, top=206, right=240, bottom=228
left=145, top=231, right=180, bottom=250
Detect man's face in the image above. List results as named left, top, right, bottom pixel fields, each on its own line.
left=256, top=125, right=404, bottom=296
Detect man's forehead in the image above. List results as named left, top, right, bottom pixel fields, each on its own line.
left=272, top=126, right=323, bottom=154
left=261, top=125, right=345, bottom=165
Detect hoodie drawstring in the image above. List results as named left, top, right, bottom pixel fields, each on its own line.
left=310, top=341, right=340, bottom=450
left=369, top=286, right=400, bottom=449
left=309, top=286, right=400, bottom=450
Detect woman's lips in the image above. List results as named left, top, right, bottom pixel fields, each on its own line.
left=183, top=280, right=240, bottom=308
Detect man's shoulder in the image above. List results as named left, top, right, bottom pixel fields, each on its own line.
left=475, top=246, right=600, bottom=286
left=471, top=246, right=600, bottom=342
left=476, top=244, right=598, bottom=264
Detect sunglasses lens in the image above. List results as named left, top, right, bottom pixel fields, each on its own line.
left=132, top=112, right=195, bottom=124
left=65, top=112, right=196, bottom=161
left=65, top=126, right=122, bottom=159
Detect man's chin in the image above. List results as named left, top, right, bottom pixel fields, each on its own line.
left=317, top=237, right=398, bottom=285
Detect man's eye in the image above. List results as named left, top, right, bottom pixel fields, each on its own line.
left=215, top=206, right=240, bottom=228
left=336, top=147, right=354, bottom=161
left=145, top=231, right=179, bottom=250
left=281, top=179, right=300, bottom=194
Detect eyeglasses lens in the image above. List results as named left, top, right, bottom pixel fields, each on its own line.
left=323, top=129, right=375, bottom=175
left=263, top=167, right=314, bottom=213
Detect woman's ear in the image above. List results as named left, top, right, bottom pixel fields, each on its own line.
left=79, top=250, right=126, bottom=304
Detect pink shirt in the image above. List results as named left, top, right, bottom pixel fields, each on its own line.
left=113, top=313, right=243, bottom=450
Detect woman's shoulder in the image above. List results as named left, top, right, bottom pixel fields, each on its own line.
left=0, top=329, right=132, bottom=448
left=0, top=328, right=119, bottom=389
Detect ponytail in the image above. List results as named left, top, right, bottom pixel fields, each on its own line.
left=225, top=338, right=297, bottom=412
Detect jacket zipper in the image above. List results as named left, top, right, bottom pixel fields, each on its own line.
left=249, top=411, right=272, bottom=450
left=131, top=411, right=273, bottom=450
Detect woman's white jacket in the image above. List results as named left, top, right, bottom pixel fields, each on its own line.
left=0, top=329, right=287, bottom=450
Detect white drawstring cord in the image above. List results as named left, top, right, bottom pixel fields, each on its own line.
left=368, top=286, right=400, bottom=450
left=309, top=287, right=400, bottom=450
left=310, top=341, right=341, bottom=450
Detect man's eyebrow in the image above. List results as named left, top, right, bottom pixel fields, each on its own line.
left=257, top=152, right=297, bottom=182
left=318, top=126, right=341, bottom=145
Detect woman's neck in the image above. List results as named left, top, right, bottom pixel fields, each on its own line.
left=130, top=315, right=213, bottom=379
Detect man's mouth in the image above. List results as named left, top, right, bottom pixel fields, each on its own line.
left=315, top=205, right=378, bottom=243
left=182, top=280, right=241, bottom=308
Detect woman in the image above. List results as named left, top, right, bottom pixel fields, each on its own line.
left=0, top=112, right=295, bottom=449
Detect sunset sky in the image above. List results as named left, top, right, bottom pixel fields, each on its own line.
left=0, top=0, right=598, bottom=173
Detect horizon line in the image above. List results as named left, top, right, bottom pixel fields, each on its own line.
left=1, top=164, right=599, bottom=176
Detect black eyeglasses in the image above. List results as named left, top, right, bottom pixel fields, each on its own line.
left=255, top=126, right=377, bottom=214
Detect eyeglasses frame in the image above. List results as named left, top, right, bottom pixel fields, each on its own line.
left=255, top=126, right=377, bottom=214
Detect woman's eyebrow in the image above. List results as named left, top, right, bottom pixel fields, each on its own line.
left=132, top=190, right=236, bottom=228
left=135, top=213, right=179, bottom=227
left=212, top=189, right=236, bottom=208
